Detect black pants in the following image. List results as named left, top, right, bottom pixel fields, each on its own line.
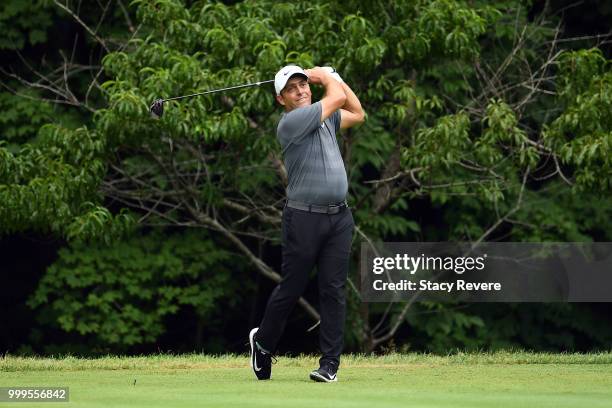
left=256, top=203, right=354, bottom=367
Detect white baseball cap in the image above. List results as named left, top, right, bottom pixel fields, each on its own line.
left=274, top=65, right=309, bottom=95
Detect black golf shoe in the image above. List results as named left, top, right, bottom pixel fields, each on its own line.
left=309, top=361, right=338, bottom=383
left=249, top=328, right=273, bottom=380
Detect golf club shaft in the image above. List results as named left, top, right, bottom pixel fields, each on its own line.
left=162, top=79, right=275, bottom=102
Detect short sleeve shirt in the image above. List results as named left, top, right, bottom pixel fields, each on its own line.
left=277, top=101, right=348, bottom=205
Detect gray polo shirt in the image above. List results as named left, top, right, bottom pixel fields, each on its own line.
left=277, top=101, right=348, bottom=205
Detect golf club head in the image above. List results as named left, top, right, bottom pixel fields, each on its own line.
left=150, top=99, right=164, bottom=119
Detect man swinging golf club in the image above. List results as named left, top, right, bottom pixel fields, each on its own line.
left=249, top=65, right=365, bottom=382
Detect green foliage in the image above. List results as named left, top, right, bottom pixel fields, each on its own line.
left=0, top=92, right=55, bottom=145
left=406, top=302, right=486, bottom=352
left=0, top=0, right=55, bottom=49
left=20, top=0, right=550, bottom=243
left=28, top=230, right=244, bottom=348
left=405, top=112, right=471, bottom=169
left=66, top=204, right=135, bottom=245
left=0, top=123, right=134, bottom=241
left=543, top=49, right=611, bottom=191
left=557, top=48, right=609, bottom=101
left=511, top=182, right=612, bottom=242
left=2, top=0, right=611, bottom=355
left=0, top=0, right=134, bottom=240
left=2, top=0, right=606, bottom=242
left=475, top=303, right=612, bottom=352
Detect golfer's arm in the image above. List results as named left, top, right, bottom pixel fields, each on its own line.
left=339, top=83, right=365, bottom=129
left=320, top=76, right=346, bottom=123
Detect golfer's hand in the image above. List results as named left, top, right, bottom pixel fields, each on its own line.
left=305, top=67, right=332, bottom=85
left=322, top=67, right=343, bottom=83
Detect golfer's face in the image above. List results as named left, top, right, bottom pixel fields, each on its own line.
left=279, top=77, right=311, bottom=111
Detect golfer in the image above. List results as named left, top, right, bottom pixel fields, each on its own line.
left=249, top=65, right=365, bottom=382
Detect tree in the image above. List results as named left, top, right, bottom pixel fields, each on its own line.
left=28, top=230, right=246, bottom=352
left=2, top=0, right=610, bottom=352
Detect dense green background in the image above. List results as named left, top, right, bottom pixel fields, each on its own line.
left=1, top=0, right=611, bottom=356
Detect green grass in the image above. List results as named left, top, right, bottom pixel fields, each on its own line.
left=2, top=352, right=612, bottom=407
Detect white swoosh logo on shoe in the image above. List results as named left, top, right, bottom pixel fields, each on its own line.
left=254, top=355, right=262, bottom=371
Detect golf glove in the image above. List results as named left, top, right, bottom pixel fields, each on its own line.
left=322, top=66, right=343, bottom=83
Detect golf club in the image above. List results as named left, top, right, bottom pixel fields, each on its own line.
left=149, top=79, right=275, bottom=118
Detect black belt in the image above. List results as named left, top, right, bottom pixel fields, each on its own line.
left=286, top=199, right=348, bottom=214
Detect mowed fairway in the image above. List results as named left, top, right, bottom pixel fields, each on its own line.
left=1, top=353, right=611, bottom=408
